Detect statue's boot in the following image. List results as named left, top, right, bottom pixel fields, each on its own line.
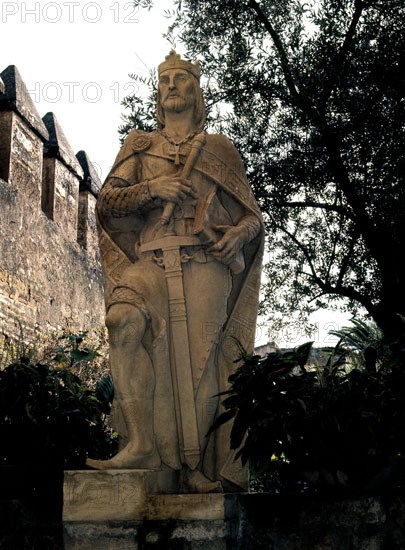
left=185, top=469, right=223, bottom=493
left=86, top=397, right=160, bottom=470
left=86, top=446, right=161, bottom=470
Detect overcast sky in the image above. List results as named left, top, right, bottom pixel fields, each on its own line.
left=1, top=0, right=178, bottom=181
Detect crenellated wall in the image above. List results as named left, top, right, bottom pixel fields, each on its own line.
left=0, top=65, right=105, bottom=343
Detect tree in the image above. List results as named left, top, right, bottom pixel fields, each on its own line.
left=125, top=0, right=405, bottom=343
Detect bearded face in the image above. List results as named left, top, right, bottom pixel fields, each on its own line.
left=159, top=69, right=196, bottom=114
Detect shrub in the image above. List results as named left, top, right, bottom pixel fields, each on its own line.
left=0, top=331, right=116, bottom=469
left=212, top=338, right=405, bottom=495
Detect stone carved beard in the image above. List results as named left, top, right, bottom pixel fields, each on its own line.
left=161, top=87, right=195, bottom=115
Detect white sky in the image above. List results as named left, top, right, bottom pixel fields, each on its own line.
left=1, top=0, right=351, bottom=347
left=1, top=0, right=178, bottom=180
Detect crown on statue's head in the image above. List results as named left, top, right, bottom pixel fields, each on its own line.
left=158, top=50, right=201, bottom=81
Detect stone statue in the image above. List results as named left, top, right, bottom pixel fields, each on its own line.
left=86, top=51, right=264, bottom=492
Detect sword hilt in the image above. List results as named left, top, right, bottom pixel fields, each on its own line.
left=160, top=132, right=206, bottom=225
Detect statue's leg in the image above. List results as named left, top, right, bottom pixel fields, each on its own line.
left=86, top=303, right=160, bottom=470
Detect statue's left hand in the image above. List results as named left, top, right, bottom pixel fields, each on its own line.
left=208, top=225, right=248, bottom=264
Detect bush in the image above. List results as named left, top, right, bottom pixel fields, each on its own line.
left=212, top=338, right=405, bottom=496
left=0, top=331, right=116, bottom=469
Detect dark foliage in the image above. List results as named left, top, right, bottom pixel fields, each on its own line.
left=212, top=337, right=405, bottom=495
left=0, top=334, right=117, bottom=469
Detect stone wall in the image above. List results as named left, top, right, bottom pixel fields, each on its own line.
left=0, top=64, right=105, bottom=343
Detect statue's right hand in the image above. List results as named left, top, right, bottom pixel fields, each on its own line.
left=148, top=176, right=197, bottom=204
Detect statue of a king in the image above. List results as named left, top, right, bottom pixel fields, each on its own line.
left=86, top=51, right=264, bottom=493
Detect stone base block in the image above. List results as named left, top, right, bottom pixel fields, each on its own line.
left=64, top=469, right=181, bottom=522
left=63, top=470, right=238, bottom=549
left=64, top=469, right=237, bottom=521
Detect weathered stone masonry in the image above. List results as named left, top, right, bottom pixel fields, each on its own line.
left=0, top=65, right=104, bottom=342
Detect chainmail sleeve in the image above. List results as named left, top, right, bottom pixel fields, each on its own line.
left=98, top=178, right=153, bottom=218
left=97, top=129, right=156, bottom=218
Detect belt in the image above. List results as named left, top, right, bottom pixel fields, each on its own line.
left=139, top=235, right=213, bottom=265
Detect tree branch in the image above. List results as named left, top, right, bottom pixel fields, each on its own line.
left=335, top=0, right=365, bottom=73
left=274, top=221, right=323, bottom=285
left=325, top=136, right=382, bottom=262
left=331, top=283, right=375, bottom=314
left=325, top=210, right=343, bottom=281
left=275, top=219, right=375, bottom=314
left=336, top=232, right=359, bottom=287
left=247, top=0, right=327, bottom=127
left=305, top=269, right=375, bottom=314
left=321, top=0, right=365, bottom=107
left=247, top=0, right=300, bottom=103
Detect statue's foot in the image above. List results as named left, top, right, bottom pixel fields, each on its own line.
left=86, top=446, right=161, bottom=470
left=185, top=469, right=223, bottom=493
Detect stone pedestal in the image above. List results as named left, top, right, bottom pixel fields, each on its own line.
left=63, top=470, right=238, bottom=549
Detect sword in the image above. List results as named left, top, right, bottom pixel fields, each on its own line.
left=140, top=235, right=201, bottom=469
left=141, top=132, right=206, bottom=469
